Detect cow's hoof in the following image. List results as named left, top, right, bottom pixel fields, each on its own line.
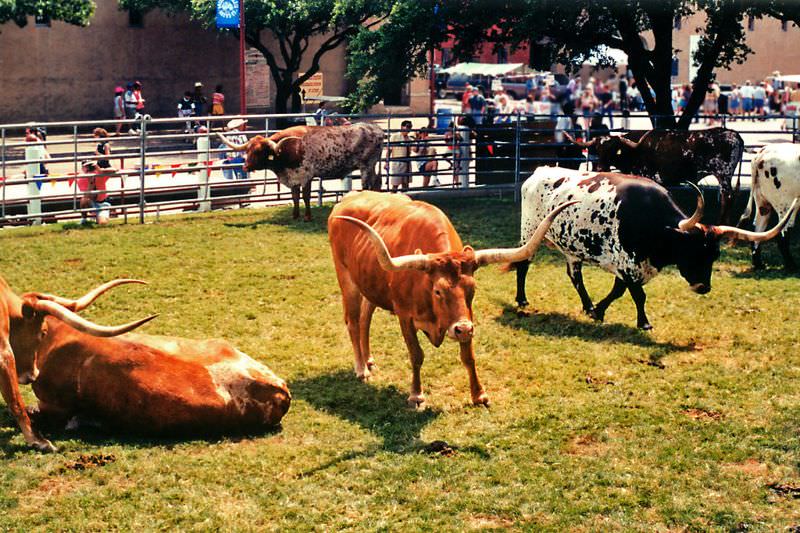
left=407, top=395, right=425, bottom=409
left=639, top=323, right=653, bottom=331
left=752, top=261, right=765, bottom=271
left=366, top=357, right=377, bottom=370
left=356, top=368, right=372, bottom=382
left=471, top=392, right=490, bottom=407
left=588, top=308, right=605, bottom=322
left=516, top=300, right=529, bottom=308
left=31, top=437, right=56, bottom=453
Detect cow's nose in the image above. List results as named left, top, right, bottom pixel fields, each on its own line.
left=449, top=320, right=474, bottom=341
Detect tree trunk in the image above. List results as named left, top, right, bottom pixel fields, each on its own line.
left=274, top=84, right=291, bottom=114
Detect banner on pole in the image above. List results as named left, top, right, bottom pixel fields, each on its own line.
left=216, top=0, right=240, bottom=29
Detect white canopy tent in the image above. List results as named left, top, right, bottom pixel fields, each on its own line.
left=439, top=62, right=526, bottom=76
left=582, top=46, right=629, bottom=66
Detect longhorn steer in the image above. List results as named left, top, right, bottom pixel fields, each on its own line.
left=329, top=191, right=573, bottom=406
left=217, top=123, right=384, bottom=220
left=513, top=167, right=797, bottom=329
left=4, top=279, right=290, bottom=446
left=1, top=278, right=153, bottom=451
left=739, top=143, right=800, bottom=271
left=565, top=127, right=744, bottom=223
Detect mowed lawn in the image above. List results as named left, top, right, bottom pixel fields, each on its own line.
left=1, top=197, right=800, bottom=531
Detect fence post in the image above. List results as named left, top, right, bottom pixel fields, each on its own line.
left=1, top=128, right=6, bottom=221
left=24, top=142, right=43, bottom=225
left=138, top=116, right=148, bottom=224
left=386, top=114, right=392, bottom=190
left=451, top=120, right=457, bottom=188
left=196, top=134, right=211, bottom=212
left=72, top=125, right=79, bottom=212
left=514, top=111, right=521, bottom=203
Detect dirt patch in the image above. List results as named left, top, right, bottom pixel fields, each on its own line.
left=63, top=258, right=83, bottom=266
left=564, top=434, right=610, bottom=457
left=585, top=373, right=615, bottom=386
left=682, top=408, right=723, bottom=421
left=467, top=514, right=514, bottom=530
left=59, top=453, right=116, bottom=473
left=722, top=459, right=769, bottom=477
left=423, top=440, right=458, bottom=457
left=767, top=482, right=800, bottom=498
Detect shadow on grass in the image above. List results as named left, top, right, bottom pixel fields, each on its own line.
left=222, top=204, right=332, bottom=234
left=729, top=265, right=797, bottom=280
left=0, top=409, right=284, bottom=458
left=291, top=369, right=441, bottom=454
left=495, top=306, right=694, bottom=359
left=289, top=369, right=491, bottom=478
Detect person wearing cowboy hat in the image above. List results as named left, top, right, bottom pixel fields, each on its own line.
left=219, top=119, right=249, bottom=180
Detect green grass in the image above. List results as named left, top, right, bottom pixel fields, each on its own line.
left=2, top=197, right=800, bottom=531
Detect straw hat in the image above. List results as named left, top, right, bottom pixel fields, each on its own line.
left=227, top=119, right=248, bottom=130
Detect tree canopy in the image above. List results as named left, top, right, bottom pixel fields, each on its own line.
left=119, top=0, right=394, bottom=113
left=0, top=0, right=95, bottom=27
left=349, top=0, right=800, bottom=128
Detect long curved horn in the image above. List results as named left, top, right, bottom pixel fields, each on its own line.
left=333, top=216, right=432, bottom=271
left=215, top=132, right=249, bottom=151
left=31, top=299, right=157, bottom=337
left=563, top=131, right=596, bottom=148
left=619, top=129, right=652, bottom=150
left=712, top=198, right=800, bottom=242
left=276, top=136, right=304, bottom=149
left=34, top=279, right=147, bottom=312
left=678, top=182, right=705, bottom=231
left=474, top=201, right=579, bottom=265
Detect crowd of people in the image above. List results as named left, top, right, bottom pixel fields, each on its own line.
left=677, top=74, right=800, bottom=126
left=458, top=73, right=648, bottom=134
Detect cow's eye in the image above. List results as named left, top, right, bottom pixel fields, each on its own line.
left=434, top=289, right=442, bottom=297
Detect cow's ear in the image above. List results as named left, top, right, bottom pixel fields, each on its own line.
left=20, top=295, right=40, bottom=320
left=414, top=248, right=423, bottom=255
left=21, top=302, right=35, bottom=319
left=276, top=137, right=304, bottom=166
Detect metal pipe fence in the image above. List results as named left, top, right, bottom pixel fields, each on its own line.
left=0, top=110, right=796, bottom=226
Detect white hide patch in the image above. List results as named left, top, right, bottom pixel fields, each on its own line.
left=206, top=350, right=286, bottom=419
left=748, top=144, right=800, bottom=233
left=521, top=167, right=658, bottom=284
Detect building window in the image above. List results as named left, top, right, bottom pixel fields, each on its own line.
left=748, top=16, right=754, bottom=31
left=129, top=9, right=144, bottom=28
left=34, top=13, right=51, bottom=27
left=782, top=19, right=788, bottom=32
left=673, top=16, right=681, bottom=30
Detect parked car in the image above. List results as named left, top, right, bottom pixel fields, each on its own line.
left=437, top=72, right=490, bottom=99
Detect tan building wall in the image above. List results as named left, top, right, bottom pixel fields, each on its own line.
left=0, top=1, right=242, bottom=123
left=671, top=13, right=800, bottom=85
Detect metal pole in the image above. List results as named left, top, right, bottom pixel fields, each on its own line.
left=72, top=125, right=78, bottom=211
left=429, top=46, right=435, bottom=116
left=1, top=128, right=6, bottom=221
left=239, top=0, right=247, bottom=114
left=514, top=111, right=521, bottom=203
left=138, top=117, right=148, bottom=224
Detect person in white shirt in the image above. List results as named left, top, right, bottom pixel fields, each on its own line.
left=740, top=81, right=755, bottom=117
